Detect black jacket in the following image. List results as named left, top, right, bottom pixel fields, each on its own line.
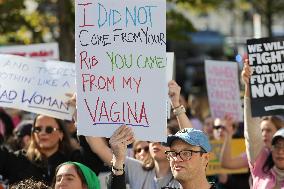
left=0, top=136, right=104, bottom=185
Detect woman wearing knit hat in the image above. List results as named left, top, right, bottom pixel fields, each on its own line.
left=53, top=162, right=100, bottom=189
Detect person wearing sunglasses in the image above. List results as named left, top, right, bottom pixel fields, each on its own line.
left=133, top=141, right=155, bottom=171
left=133, top=141, right=150, bottom=161
left=212, top=118, right=227, bottom=141
left=165, top=128, right=216, bottom=189
left=0, top=114, right=105, bottom=185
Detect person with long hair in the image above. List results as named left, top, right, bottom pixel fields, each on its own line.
left=133, top=141, right=155, bottom=171
left=0, top=114, right=104, bottom=185
left=242, top=59, right=284, bottom=188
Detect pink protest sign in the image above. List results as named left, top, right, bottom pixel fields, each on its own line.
left=205, top=60, right=243, bottom=122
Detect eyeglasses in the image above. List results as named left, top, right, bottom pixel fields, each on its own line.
left=272, top=143, right=284, bottom=151
left=165, top=149, right=205, bottom=161
left=32, top=126, right=60, bottom=134
left=135, top=146, right=149, bottom=153
left=213, top=125, right=225, bottom=130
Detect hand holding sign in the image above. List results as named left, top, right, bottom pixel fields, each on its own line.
left=109, top=125, right=135, bottom=174
left=65, top=93, right=77, bottom=124
left=241, top=59, right=252, bottom=98
left=241, top=59, right=251, bottom=85
left=168, top=80, right=181, bottom=108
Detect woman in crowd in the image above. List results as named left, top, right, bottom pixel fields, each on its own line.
left=0, top=114, right=104, bottom=185
left=133, top=141, right=154, bottom=170
left=221, top=115, right=283, bottom=169
left=52, top=161, right=100, bottom=189
left=133, top=141, right=150, bottom=162
left=242, top=59, right=284, bottom=188
left=203, top=116, right=214, bottom=139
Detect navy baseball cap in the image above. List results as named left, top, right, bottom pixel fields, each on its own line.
left=167, top=128, right=212, bottom=152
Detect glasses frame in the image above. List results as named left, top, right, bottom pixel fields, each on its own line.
left=165, top=149, right=205, bottom=161
left=135, top=146, right=149, bottom=154
left=272, top=143, right=284, bottom=151
left=32, top=126, right=60, bottom=134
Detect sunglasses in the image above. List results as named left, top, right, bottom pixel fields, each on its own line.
left=213, top=125, right=225, bottom=130
left=135, top=146, right=149, bottom=153
left=32, top=126, right=60, bottom=134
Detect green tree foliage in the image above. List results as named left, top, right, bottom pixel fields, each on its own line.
left=167, top=10, right=196, bottom=41
left=0, top=0, right=27, bottom=43
left=166, top=0, right=225, bottom=42
left=1, top=0, right=283, bottom=62
left=0, top=0, right=74, bottom=61
left=168, top=0, right=225, bottom=12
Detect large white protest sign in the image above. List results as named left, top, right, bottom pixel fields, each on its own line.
left=75, top=0, right=167, bottom=141
left=247, top=37, right=284, bottom=116
left=0, top=55, right=75, bottom=120
left=205, top=60, right=243, bottom=122
left=0, top=43, right=59, bottom=61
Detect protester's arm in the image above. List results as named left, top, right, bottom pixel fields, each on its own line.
left=65, top=93, right=114, bottom=166
left=220, top=115, right=248, bottom=169
left=168, top=80, right=193, bottom=129
left=242, top=59, right=263, bottom=164
left=85, top=137, right=113, bottom=166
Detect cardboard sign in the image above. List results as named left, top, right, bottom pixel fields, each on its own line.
left=0, top=55, right=75, bottom=120
left=247, top=37, right=284, bottom=117
left=206, top=139, right=248, bottom=175
left=205, top=60, right=243, bottom=122
left=0, top=43, right=59, bottom=61
left=75, top=0, right=167, bottom=141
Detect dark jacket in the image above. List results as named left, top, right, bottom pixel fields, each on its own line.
left=0, top=136, right=104, bottom=185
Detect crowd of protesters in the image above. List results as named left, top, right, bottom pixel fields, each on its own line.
left=0, top=60, right=283, bottom=189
